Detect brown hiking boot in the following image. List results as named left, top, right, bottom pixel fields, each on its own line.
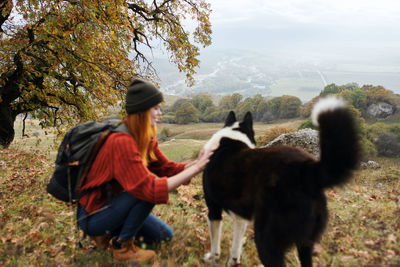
left=111, top=238, right=156, bottom=262
left=90, top=234, right=112, bottom=250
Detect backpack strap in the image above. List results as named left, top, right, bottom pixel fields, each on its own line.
left=76, top=129, right=114, bottom=191
left=112, top=121, right=129, bottom=134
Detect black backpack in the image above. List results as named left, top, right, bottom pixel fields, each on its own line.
left=46, top=119, right=129, bottom=204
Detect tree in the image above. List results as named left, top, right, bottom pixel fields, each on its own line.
left=255, top=100, right=268, bottom=121
left=175, top=102, right=199, bottom=124
left=0, top=0, right=212, bottom=147
left=191, top=93, right=214, bottom=113
left=268, top=96, right=283, bottom=119
left=300, top=96, right=319, bottom=118
left=231, top=93, right=243, bottom=109
left=361, top=85, right=398, bottom=106
left=236, top=97, right=255, bottom=120
left=279, top=95, right=302, bottom=119
left=169, top=98, right=192, bottom=113
left=202, top=109, right=229, bottom=122
left=218, top=93, right=242, bottom=110
left=338, top=88, right=368, bottom=112
left=320, top=83, right=340, bottom=97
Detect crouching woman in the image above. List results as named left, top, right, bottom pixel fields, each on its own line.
left=77, top=78, right=213, bottom=263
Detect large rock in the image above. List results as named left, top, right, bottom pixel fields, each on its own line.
left=367, top=102, right=395, bottom=118
left=360, top=160, right=380, bottom=169
left=262, top=128, right=320, bottom=159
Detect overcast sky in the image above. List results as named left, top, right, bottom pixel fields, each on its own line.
left=205, top=0, right=400, bottom=52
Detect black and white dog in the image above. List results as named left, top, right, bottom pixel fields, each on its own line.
left=202, top=97, right=360, bottom=267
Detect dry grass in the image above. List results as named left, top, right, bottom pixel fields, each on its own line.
left=157, top=119, right=303, bottom=142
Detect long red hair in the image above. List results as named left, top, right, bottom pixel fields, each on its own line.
left=126, top=110, right=157, bottom=166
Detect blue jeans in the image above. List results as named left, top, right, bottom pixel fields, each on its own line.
left=77, top=192, right=173, bottom=244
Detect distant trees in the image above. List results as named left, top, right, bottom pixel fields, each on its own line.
left=161, top=83, right=400, bottom=158
left=320, top=83, right=359, bottom=97
left=319, top=83, right=399, bottom=117
left=318, top=83, right=400, bottom=158
left=219, top=93, right=243, bottom=110
left=362, top=85, right=399, bottom=107
left=339, top=88, right=368, bottom=111
left=164, top=93, right=302, bottom=124
left=320, top=83, right=341, bottom=96
left=164, top=83, right=399, bottom=126
left=175, top=102, right=199, bottom=124
left=191, top=94, right=214, bottom=113
left=277, top=95, right=302, bottom=119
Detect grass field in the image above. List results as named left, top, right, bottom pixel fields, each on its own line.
left=0, top=119, right=399, bottom=266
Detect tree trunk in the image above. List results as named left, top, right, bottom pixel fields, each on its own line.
left=1, top=0, right=19, bottom=147
left=0, top=100, right=15, bottom=147
left=0, top=0, right=13, bottom=32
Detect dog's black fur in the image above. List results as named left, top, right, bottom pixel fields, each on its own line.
left=202, top=100, right=360, bottom=267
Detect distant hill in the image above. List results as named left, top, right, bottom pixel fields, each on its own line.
left=152, top=47, right=400, bottom=102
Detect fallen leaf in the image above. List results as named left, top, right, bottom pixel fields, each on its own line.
left=386, top=249, right=396, bottom=258
left=349, top=249, right=369, bottom=258
left=364, top=240, right=376, bottom=247
left=387, top=234, right=397, bottom=244
left=313, top=243, right=323, bottom=257
left=327, top=192, right=336, bottom=198
left=350, top=185, right=360, bottom=193
left=341, top=255, right=354, bottom=262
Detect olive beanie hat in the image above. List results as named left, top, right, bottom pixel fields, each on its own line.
left=125, top=78, right=164, bottom=114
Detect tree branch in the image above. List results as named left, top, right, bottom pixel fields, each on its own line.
left=0, top=0, right=13, bottom=32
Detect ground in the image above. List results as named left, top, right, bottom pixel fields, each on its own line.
left=0, top=119, right=399, bottom=266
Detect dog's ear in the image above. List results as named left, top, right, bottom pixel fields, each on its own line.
left=224, top=111, right=236, bottom=127
left=242, top=112, right=253, bottom=129
left=241, top=112, right=256, bottom=144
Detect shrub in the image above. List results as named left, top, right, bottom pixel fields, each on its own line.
left=367, top=123, right=400, bottom=143
left=256, top=126, right=294, bottom=147
left=374, top=132, right=400, bottom=157
left=298, top=118, right=318, bottom=130
left=368, top=122, right=400, bottom=157
left=346, top=106, right=376, bottom=160
left=301, top=96, right=319, bottom=118
left=161, top=114, right=176, bottom=124
left=389, top=124, right=400, bottom=141
left=159, top=127, right=172, bottom=142
left=191, top=147, right=201, bottom=160
left=175, top=103, right=199, bottom=124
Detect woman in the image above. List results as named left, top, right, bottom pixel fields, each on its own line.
left=77, top=78, right=214, bottom=262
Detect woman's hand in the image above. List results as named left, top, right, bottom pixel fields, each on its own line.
left=193, top=147, right=215, bottom=173
left=184, top=148, right=206, bottom=169
left=167, top=147, right=216, bottom=192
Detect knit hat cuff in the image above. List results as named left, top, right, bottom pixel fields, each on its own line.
left=125, top=91, right=163, bottom=114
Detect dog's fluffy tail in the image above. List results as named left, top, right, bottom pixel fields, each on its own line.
left=311, top=96, right=360, bottom=189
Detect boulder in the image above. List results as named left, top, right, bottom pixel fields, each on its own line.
left=263, top=129, right=382, bottom=170
left=262, top=128, right=320, bottom=159
left=367, top=102, right=395, bottom=118
left=360, top=160, right=380, bottom=169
